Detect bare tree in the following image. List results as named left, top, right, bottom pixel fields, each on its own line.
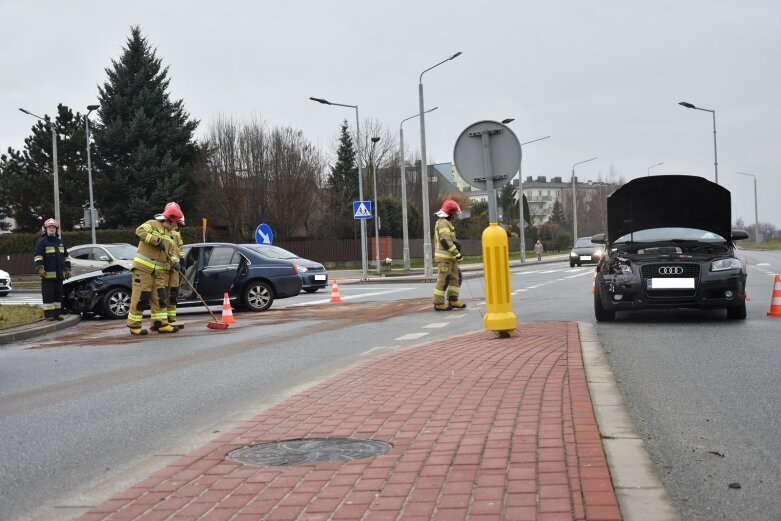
left=194, top=117, right=325, bottom=241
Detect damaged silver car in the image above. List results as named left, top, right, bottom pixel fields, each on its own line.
left=592, top=175, right=749, bottom=321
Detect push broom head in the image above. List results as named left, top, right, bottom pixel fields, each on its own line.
left=207, top=321, right=229, bottom=330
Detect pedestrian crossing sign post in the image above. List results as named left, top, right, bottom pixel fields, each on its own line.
left=353, top=201, right=372, bottom=220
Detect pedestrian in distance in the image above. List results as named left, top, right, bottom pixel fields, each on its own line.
left=432, top=199, right=466, bottom=311
left=163, top=202, right=185, bottom=327
left=33, top=218, right=71, bottom=321
left=126, top=205, right=184, bottom=336
left=534, top=239, right=544, bottom=261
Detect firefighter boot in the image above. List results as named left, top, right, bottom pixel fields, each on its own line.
left=448, top=296, right=466, bottom=309
left=434, top=302, right=452, bottom=311
left=129, top=328, right=148, bottom=336
left=157, top=324, right=178, bottom=334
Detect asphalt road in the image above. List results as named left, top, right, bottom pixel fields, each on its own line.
left=1, top=255, right=778, bottom=520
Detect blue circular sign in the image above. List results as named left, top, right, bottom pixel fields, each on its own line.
left=255, top=223, right=273, bottom=244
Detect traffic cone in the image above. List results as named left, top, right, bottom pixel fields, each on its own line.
left=590, top=268, right=597, bottom=294
left=330, top=279, right=342, bottom=303
left=767, top=274, right=781, bottom=317
left=221, top=293, right=237, bottom=324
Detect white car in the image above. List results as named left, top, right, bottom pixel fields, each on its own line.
left=68, top=243, right=136, bottom=276
left=0, top=269, right=12, bottom=296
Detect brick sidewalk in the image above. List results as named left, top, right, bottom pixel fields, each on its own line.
left=76, top=322, right=621, bottom=521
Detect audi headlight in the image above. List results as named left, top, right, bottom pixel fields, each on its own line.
left=711, top=258, right=741, bottom=271
left=298, top=265, right=309, bottom=273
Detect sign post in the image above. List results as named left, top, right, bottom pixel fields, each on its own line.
left=453, top=120, right=521, bottom=337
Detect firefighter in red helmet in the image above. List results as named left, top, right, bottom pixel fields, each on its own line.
left=34, top=218, right=71, bottom=320
left=432, top=199, right=466, bottom=311
left=163, top=202, right=185, bottom=326
left=126, top=205, right=183, bottom=335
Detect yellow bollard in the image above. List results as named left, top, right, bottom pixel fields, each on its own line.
left=482, top=223, right=517, bottom=337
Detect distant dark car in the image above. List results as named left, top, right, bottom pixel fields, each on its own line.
left=248, top=244, right=328, bottom=292
left=63, top=242, right=302, bottom=319
left=569, top=237, right=605, bottom=267
left=592, top=175, right=749, bottom=321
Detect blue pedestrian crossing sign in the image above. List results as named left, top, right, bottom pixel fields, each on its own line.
left=255, top=223, right=273, bottom=244
left=353, top=200, right=372, bottom=219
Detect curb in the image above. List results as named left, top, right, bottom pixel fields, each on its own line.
left=578, top=322, right=680, bottom=521
left=0, top=314, right=81, bottom=345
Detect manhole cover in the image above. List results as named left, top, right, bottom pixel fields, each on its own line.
left=226, top=438, right=392, bottom=467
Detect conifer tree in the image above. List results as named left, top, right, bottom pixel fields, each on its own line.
left=326, top=121, right=360, bottom=238
left=92, top=25, right=198, bottom=227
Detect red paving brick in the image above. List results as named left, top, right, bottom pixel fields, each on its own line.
left=75, top=322, right=621, bottom=520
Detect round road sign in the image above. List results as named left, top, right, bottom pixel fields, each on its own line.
left=453, top=120, right=521, bottom=190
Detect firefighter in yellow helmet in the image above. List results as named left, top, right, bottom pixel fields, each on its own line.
left=432, top=199, right=466, bottom=311
left=163, top=202, right=185, bottom=327
left=34, top=218, right=71, bottom=321
left=126, top=205, right=183, bottom=335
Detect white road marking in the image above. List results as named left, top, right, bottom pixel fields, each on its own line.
left=280, top=287, right=416, bottom=307
left=396, top=332, right=429, bottom=341
left=423, top=322, right=448, bottom=328
left=361, top=345, right=400, bottom=356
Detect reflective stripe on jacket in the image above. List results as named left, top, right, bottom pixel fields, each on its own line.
left=132, top=219, right=178, bottom=273
left=434, top=218, right=459, bottom=262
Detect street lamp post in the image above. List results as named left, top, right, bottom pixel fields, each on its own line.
left=736, top=171, right=759, bottom=248
left=399, top=107, right=437, bottom=271
left=419, top=51, right=462, bottom=277
left=678, top=101, right=718, bottom=184
left=571, top=157, right=598, bottom=240
left=19, top=107, right=60, bottom=227
left=516, top=134, right=551, bottom=263
left=647, top=162, right=664, bottom=176
left=310, top=97, right=368, bottom=280
left=370, top=137, right=381, bottom=275
left=85, top=104, right=100, bottom=244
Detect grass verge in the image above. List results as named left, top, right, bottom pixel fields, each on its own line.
left=0, top=305, right=44, bottom=330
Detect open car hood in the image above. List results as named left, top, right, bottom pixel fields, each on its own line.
left=607, top=175, right=731, bottom=244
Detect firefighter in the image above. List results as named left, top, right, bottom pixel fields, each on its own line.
left=163, top=202, right=185, bottom=326
left=432, top=199, right=465, bottom=311
left=34, top=218, right=71, bottom=321
left=126, top=205, right=183, bottom=335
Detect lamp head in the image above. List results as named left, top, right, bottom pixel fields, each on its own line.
left=501, top=118, right=515, bottom=124
left=309, top=97, right=331, bottom=105
left=678, top=101, right=696, bottom=109
left=449, top=51, right=462, bottom=60
left=87, top=104, right=100, bottom=111
left=371, top=137, right=380, bottom=143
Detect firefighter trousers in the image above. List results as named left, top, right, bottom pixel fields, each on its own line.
left=127, top=268, right=169, bottom=330
left=41, top=278, right=64, bottom=319
left=166, top=269, right=180, bottom=323
left=432, top=260, right=462, bottom=305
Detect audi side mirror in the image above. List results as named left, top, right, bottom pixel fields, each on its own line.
left=591, top=233, right=606, bottom=244
left=731, top=230, right=749, bottom=241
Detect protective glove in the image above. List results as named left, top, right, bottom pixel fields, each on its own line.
left=171, top=262, right=181, bottom=272
left=37, top=266, right=46, bottom=279
left=63, top=269, right=71, bottom=279
left=455, top=252, right=464, bottom=263
left=454, top=240, right=462, bottom=252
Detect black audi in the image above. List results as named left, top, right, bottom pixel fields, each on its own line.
left=592, top=175, right=749, bottom=321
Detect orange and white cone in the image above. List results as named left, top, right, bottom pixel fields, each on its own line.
left=220, top=293, right=237, bottom=324
left=330, top=279, right=342, bottom=303
left=590, top=268, right=597, bottom=294
left=767, top=274, right=781, bottom=317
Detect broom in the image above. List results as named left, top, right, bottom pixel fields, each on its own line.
left=163, top=248, right=229, bottom=330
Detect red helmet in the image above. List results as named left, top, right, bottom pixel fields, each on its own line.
left=435, top=199, right=461, bottom=218
left=165, top=202, right=185, bottom=225
left=162, top=205, right=184, bottom=224
left=43, top=218, right=59, bottom=229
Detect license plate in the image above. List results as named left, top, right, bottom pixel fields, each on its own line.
left=580, top=255, right=592, bottom=261
left=314, top=274, right=326, bottom=281
left=647, top=278, right=694, bottom=289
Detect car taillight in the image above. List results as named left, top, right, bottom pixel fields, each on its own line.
left=292, top=262, right=299, bottom=274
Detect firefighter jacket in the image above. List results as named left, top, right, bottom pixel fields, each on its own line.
left=434, top=218, right=460, bottom=262
left=34, top=234, right=71, bottom=279
left=171, top=229, right=184, bottom=260
left=132, top=219, right=180, bottom=273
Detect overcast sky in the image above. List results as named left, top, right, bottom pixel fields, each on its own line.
left=2, top=0, right=779, bottom=228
